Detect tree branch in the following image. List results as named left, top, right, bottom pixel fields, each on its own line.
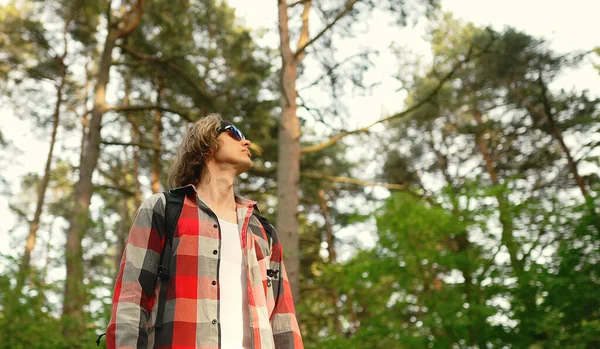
left=296, top=0, right=312, bottom=63
left=481, top=245, right=502, bottom=277
left=300, top=98, right=423, bottom=153
left=301, top=39, right=495, bottom=154
left=105, top=104, right=192, bottom=122
left=301, top=171, right=405, bottom=189
left=297, top=93, right=328, bottom=126
left=295, top=0, right=360, bottom=59
left=119, top=45, right=215, bottom=102
left=288, top=0, right=310, bottom=7
left=300, top=171, right=439, bottom=206
left=101, top=140, right=160, bottom=151
left=298, top=51, right=377, bottom=91
left=97, top=184, right=136, bottom=197
left=116, top=0, right=146, bottom=39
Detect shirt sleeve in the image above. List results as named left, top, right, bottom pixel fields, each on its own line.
left=269, top=241, right=304, bottom=349
left=106, top=193, right=165, bottom=349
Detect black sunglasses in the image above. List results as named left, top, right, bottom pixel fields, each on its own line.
left=218, top=124, right=245, bottom=141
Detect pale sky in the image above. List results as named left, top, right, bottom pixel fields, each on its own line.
left=1, top=0, right=599, bottom=262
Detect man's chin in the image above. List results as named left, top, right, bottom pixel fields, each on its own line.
left=236, top=160, right=253, bottom=175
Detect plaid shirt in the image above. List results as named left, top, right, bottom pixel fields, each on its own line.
left=106, top=185, right=303, bottom=349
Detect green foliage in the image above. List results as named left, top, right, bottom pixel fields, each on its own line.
left=373, top=12, right=600, bottom=349
left=1, top=1, right=598, bottom=348
left=0, top=3, right=51, bottom=84
left=537, top=200, right=600, bottom=347
left=0, top=259, right=66, bottom=349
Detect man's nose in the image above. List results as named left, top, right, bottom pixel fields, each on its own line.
left=242, top=138, right=252, bottom=147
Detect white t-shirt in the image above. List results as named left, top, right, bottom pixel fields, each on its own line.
left=217, top=218, right=251, bottom=349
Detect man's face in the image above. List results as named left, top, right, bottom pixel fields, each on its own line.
left=211, top=125, right=253, bottom=174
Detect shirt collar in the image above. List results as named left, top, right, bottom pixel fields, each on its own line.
left=169, top=183, right=260, bottom=212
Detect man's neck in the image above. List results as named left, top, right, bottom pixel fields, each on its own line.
left=195, top=171, right=237, bottom=213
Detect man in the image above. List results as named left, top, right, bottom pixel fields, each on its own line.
left=106, top=114, right=303, bottom=349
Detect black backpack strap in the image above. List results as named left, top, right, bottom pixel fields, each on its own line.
left=95, top=332, right=105, bottom=346
left=252, top=212, right=274, bottom=243
left=252, top=213, right=276, bottom=276
left=155, top=190, right=185, bottom=328
left=252, top=212, right=282, bottom=303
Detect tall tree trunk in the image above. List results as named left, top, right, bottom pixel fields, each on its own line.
left=276, top=0, right=303, bottom=303
left=276, top=0, right=360, bottom=302
left=116, top=196, right=129, bottom=270
left=114, top=71, right=134, bottom=267
left=79, top=59, right=91, bottom=160
left=151, top=81, right=164, bottom=194
left=131, top=125, right=142, bottom=206
left=17, top=64, right=65, bottom=293
left=62, top=3, right=144, bottom=340
left=510, top=81, right=590, bottom=201
left=123, top=70, right=142, bottom=208
left=472, top=109, right=520, bottom=268
left=318, top=189, right=342, bottom=335
left=62, top=27, right=117, bottom=340
left=538, top=77, right=592, bottom=211
left=472, top=107, right=539, bottom=343
left=37, top=217, right=57, bottom=308
left=16, top=13, right=71, bottom=294
left=428, top=127, right=480, bottom=346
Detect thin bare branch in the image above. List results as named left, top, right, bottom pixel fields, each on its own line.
left=297, top=93, right=328, bottom=126
left=116, top=0, right=146, bottom=38
left=301, top=39, right=495, bottom=154
left=97, top=184, right=136, bottom=196
left=288, top=0, right=310, bottom=7
left=295, top=0, right=360, bottom=59
left=298, top=51, right=377, bottom=91
left=296, top=0, right=312, bottom=63
left=481, top=244, right=503, bottom=277
left=106, top=104, right=192, bottom=121
left=301, top=171, right=440, bottom=207
left=102, top=140, right=160, bottom=151
left=301, top=171, right=405, bottom=190
left=119, top=45, right=215, bottom=102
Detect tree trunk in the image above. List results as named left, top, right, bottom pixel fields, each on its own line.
left=538, top=79, right=590, bottom=200
left=510, top=82, right=590, bottom=201
left=116, top=196, right=129, bottom=270
left=16, top=14, right=71, bottom=294
left=124, top=70, right=142, bottom=208
left=131, top=124, right=142, bottom=206
left=16, top=62, right=65, bottom=294
left=151, top=81, right=164, bottom=194
left=276, top=0, right=302, bottom=303
left=62, top=28, right=117, bottom=340
left=275, top=0, right=364, bottom=303
left=318, top=189, right=342, bottom=335
left=472, top=109, right=520, bottom=267
left=62, top=2, right=144, bottom=339
left=428, top=127, right=481, bottom=345
left=79, top=60, right=91, bottom=160
left=472, top=107, right=539, bottom=343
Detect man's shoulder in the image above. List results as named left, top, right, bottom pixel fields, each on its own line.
left=139, top=192, right=166, bottom=212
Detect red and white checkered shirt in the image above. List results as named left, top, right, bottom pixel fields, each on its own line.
left=106, top=185, right=304, bottom=349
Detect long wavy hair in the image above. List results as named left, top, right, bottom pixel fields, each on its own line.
left=168, top=113, right=223, bottom=188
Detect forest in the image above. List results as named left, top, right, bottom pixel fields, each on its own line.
left=0, top=0, right=599, bottom=348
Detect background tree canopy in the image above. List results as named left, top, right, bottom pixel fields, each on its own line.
left=0, top=0, right=598, bottom=348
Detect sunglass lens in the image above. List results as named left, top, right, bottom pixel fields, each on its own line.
left=231, top=126, right=244, bottom=140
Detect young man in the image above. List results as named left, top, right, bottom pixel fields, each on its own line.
left=106, top=114, right=303, bottom=349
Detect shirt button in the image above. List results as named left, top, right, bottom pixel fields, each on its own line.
left=212, top=319, right=217, bottom=325
left=213, top=250, right=218, bottom=255
left=213, top=224, right=218, bottom=228
left=211, top=280, right=216, bottom=286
